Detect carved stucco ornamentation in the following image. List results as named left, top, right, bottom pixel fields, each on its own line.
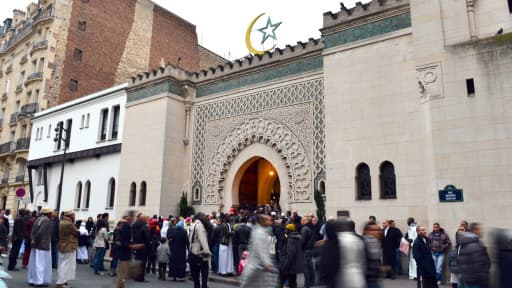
left=417, top=62, right=444, bottom=102
left=191, top=78, right=325, bottom=205
left=204, top=117, right=312, bottom=204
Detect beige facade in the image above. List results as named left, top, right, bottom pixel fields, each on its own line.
left=0, top=0, right=59, bottom=211
left=116, top=0, right=512, bottom=237
left=1, top=0, right=224, bottom=213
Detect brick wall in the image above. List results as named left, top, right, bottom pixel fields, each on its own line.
left=198, top=45, right=227, bottom=71
left=59, top=0, right=135, bottom=103
left=149, top=5, right=199, bottom=72
left=59, top=0, right=202, bottom=104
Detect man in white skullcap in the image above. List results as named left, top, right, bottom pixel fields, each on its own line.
left=56, top=209, right=79, bottom=288
left=27, top=207, right=52, bottom=287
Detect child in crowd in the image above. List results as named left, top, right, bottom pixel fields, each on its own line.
left=238, top=250, right=249, bottom=275
left=156, top=237, right=171, bottom=280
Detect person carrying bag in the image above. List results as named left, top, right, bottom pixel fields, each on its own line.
left=188, top=213, right=212, bottom=288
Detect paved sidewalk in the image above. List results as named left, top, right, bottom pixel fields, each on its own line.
left=4, top=262, right=451, bottom=288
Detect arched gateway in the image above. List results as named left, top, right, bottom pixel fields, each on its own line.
left=204, top=118, right=312, bottom=211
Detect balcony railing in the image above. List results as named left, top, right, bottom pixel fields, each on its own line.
left=0, top=141, right=14, bottom=154
left=25, top=72, right=43, bottom=85
left=15, top=84, right=23, bottom=93
left=1, top=178, right=8, bottom=185
left=16, top=137, right=30, bottom=151
left=1, top=93, right=7, bottom=102
left=0, top=8, right=54, bottom=53
left=20, top=54, right=28, bottom=64
left=9, top=113, right=19, bottom=125
left=30, top=40, right=48, bottom=55
left=20, top=102, right=38, bottom=115
left=5, top=64, right=12, bottom=74
left=15, top=175, right=25, bottom=183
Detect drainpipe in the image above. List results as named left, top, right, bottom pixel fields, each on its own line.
left=466, top=0, right=477, bottom=39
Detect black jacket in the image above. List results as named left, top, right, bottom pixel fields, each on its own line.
left=301, top=223, right=316, bottom=250
left=279, top=232, right=304, bottom=274
left=413, top=236, right=436, bottom=277
left=457, top=232, right=490, bottom=286
left=234, top=223, right=251, bottom=246
left=219, top=222, right=232, bottom=246
left=12, top=215, right=24, bottom=241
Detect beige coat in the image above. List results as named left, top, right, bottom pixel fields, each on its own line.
left=94, top=227, right=107, bottom=248
left=189, top=220, right=211, bottom=260
left=58, top=217, right=79, bottom=253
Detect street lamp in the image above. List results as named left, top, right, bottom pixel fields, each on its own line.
left=54, top=122, right=70, bottom=212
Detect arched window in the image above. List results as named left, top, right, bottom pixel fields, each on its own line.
left=380, top=161, right=397, bottom=199
left=355, top=163, right=371, bottom=200
left=75, top=181, right=82, bottom=209
left=107, top=177, right=115, bottom=208
left=129, top=182, right=136, bottom=206
left=83, top=180, right=91, bottom=209
left=139, top=181, right=146, bottom=206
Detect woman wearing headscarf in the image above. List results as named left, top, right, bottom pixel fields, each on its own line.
left=319, top=220, right=341, bottom=288
left=169, top=220, right=189, bottom=281
left=160, top=220, right=169, bottom=239
left=146, top=219, right=160, bottom=274
left=278, top=223, right=303, bottom=288
left=77, top=221, right=90, bottom=264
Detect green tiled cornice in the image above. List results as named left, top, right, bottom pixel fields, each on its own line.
left=127, top=80, right=184, bottom=102
left=323, top=12, right=411, bottom=49
left=196, top=56, right=323, bottom=97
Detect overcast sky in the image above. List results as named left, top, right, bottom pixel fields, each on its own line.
left=0, top=0, right=368, bottom=60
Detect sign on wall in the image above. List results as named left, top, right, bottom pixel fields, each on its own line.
left=439, top=185, right=463, bottom=202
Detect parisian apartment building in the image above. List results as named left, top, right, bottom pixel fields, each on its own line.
left=0, top=0, right=224, bottom=212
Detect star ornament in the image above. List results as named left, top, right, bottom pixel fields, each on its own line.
left=257, top=16, right=282, bottom=45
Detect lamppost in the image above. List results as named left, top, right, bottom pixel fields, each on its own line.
left=54, top=122, right=70, bottom=212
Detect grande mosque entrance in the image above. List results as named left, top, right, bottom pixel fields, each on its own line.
left=237, top=157, right=280, bottom=210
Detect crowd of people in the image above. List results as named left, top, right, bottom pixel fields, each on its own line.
left=0, top=206, right=510, bottom=288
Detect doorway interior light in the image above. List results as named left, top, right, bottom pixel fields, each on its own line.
left=269, top=170, right=274, bottom=176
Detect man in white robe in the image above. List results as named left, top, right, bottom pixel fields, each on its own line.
left=406, top=217, right=418, bottom=280
left=56, top=209, right=79, bottom=288
left=27, top=207, right=52, bottom=286
left=218, top=216, right=234, bottom=275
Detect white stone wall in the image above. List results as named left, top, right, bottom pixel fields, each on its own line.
left=29, top=84, right=127, bottom=160
left=27, top=84, right=126, bottom=216
left=324, top=32, right=429, bottom=232
left=116, top=94, right=187, bottom=219
left=31, top=153, right=120, bottom=220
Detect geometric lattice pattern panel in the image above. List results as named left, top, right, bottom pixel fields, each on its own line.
left=191, top=78, right=325, bottom=204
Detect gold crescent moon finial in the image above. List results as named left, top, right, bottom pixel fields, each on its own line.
left=245, top=13, right=276, bottom=55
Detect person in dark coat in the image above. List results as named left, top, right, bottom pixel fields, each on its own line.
left=132, top=214, right=150, bottom=282
left=22, top=210, right=37, bottom=269
left=494, top=228, right=512, bottom=288
left=457, top=223, right=490, bottom=288
left=363, top=222, right=383, bottom=288
left=146, top=219, right=160, bottom=274
left=210, top=218, right=221, bottom=274
left=381, top=219, right=403, bottom=279
left=50, top=211, right=60, bottom=268
left=274, top=217, right=287, bottom=265
left=0, top=217, right=8, bottom=254
left=319, top=220, right=340, bottom=288
left=413, top=225, right=437, bottom=288
left=169, top=221, right=189, bottom=281
left=166, top=217, right=177, bottom=278
left=279, top=224, right=304, bottom=288
left=234, top=217, right=251, bottom=269
left=8, top=208, right=25, bottom=271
